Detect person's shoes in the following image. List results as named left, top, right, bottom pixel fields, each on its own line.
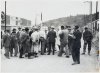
left=10, top=54, right=13, bottom=57
left=28, top=57, right=33, bottom=59
left=47, top=53, right=50, bottom=55
left=25, top=54, right=28, bottom=57
left=72, top=62, right=77, bottom=65
left=81, top=53, right=85, bottom=55
left=58, top=55, right=62, bottom=57
left=6, top=57, right=10, bottom=59
left=77, top=62, right=80, bottom=64
left=34, top=55, right=38, bottom=58
left=66, top=56, right=70, bottom=58
left=88, top=53, right=91, bottom=56
left=19, top=56, right=24, bottom=58
left=14, top=55, right=18, bottom=57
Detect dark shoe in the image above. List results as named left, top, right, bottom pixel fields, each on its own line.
left=47, top=53, right=50, bottom=55
left=6, top=56, right=10, bottom=59
left=72, top=62, right=77, bottom=65
left=35, top=55, right=38, bottom=58
left=58, top=55, right=62, bottom=57
left=28, top=57, right=33, bottom=59
left=81, top=53, right=85, bottom=55
left=10, top=54, right=13, bottom=57
left=19, top=56, right=24, bottom=58
left=66, top=56, right=69, bottom=58
left=14, top=55, right=18, bottom=57
left=88, top=53, right=91, bottom=56
left=77, top=62, right=80, bottom=64
left=25, top=54, right=28, bottom=57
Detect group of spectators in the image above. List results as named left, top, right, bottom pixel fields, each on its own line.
left=2, top=25, right=95, bottom=65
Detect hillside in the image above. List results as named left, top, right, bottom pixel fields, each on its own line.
left=42, top=13, right=98, bottom=28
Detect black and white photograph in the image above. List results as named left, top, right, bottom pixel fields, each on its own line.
left=0, top=0, right=99, bottom=73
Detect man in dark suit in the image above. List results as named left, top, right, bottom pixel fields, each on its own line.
left=47, top=26, right=56, bottom=55
left=10, top=28, right=18, bottom=57
left=71, top=26, right=82, bottom=65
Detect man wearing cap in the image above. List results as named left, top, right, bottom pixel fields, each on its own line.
left=10, top=28, right=18, bottom=57
left=71, top=26, right=82, bottom=65
left=3, top=30, right=11, bottom=59
left=82, top=27, right=93, bottom=55
left=47, top=26, right=56, bottom=55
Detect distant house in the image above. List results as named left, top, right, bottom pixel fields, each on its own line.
left=1, top=14, right=32, bottom=32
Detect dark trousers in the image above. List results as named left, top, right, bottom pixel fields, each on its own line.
left=19, top=46, right=24, bottom=58
left=4, top=47, right=10, bottom=57
left=68, top=42, right=73, bottom=55
left=72, top=48, right=80, bottom=63
left=83, top=41, right=91, bottom=53
left=48, top=42, right=55, bottom=55
left=10, top=44, right=18, bottom=56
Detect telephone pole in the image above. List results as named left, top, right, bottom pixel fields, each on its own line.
left=5, top=1, right=7, bottom=31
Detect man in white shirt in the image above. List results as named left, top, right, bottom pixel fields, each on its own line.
left=39, top=29, right=46, bottom=55
left=31, top=27, right=39, bottom=57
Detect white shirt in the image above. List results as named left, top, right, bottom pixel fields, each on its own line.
left=31, top=31, right=39, bottom=42
left=39, top=30, right=46, bottom=39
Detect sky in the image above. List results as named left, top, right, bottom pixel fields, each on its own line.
left=1, top=0, right=99, bottom=25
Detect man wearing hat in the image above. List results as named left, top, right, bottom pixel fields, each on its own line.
left=10, top=28, right=18, bottom=57
left=71, top=25, right=82, bottom=65
left=47, top=26, right=56, bottom=55
left=82, top=27, right=93, bottom=55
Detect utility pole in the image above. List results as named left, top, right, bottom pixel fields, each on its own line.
left=5, top=1, right=6, bottom=31
left=35, top=14, right=37, bottom=26
left=96, top=1, right=98, bottom=20
left=83, top=1, right=93, bottom=32
left=41, top=12, right=43, bottom=27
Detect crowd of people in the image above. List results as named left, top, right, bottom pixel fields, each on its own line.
left=2, top=25, right=94, bottom=65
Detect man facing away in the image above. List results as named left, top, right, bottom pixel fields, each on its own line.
left=82, top=27, right=93, bottom=55
left=58, top=26, right=69, bottom=58
left=31, top=27, right=39, bottom=57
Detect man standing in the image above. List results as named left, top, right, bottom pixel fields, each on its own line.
left=39, top=29, right=46, bottom=55
left=31, top=27, right=39, bottom=57
left=10, top=28, right=18, bottom=57
left=71, top=26, right=82, bottom=65
left=47, top=26, right=56, bottom=55
left=3, top=30, right=11, bottom=59
left=82, top=27, right=93, bottom=55
left=58, top=26, right=69, bottom=58
left=68, top=27, right=73, bottom=55
left=17, top=27, right=22, bottom=51
left=19, top=27, right=32, bottom=59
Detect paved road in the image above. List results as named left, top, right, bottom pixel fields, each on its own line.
left=1, top=39, right=99, bottom=73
